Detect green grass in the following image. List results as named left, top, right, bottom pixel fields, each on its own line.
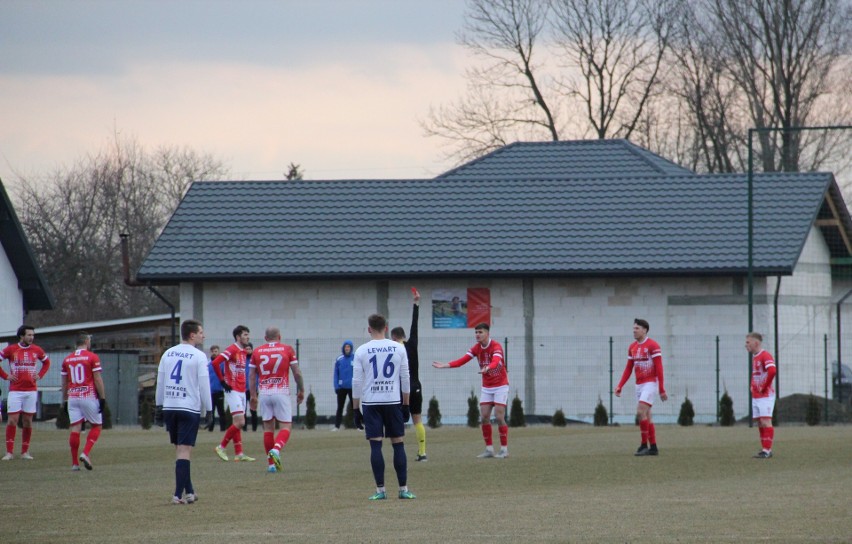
left=1, top=424, right=850, bottom=543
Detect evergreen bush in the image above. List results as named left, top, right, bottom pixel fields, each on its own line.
left=56, top=402, right=70, bottom=429
left=552, top=408, right=567, bottom=427
left=343, top=399, right=354, bottom=429
left=140, top=397, right=152, bottom=429
left=678, top=396, right=695, bottom=426
left=509, top=393, right=525, bottom=427
left=222, top=408, right=233, bottom=429
left=102, top=400, right=113, bottom=429
left=427, top=396, right=442, bottom=428
left=467, top=390, right=480, bottom=428
left=304, top=392, right=317, bottom=429
left=593, top=399, right=608, bottom=426
left=805, top=394, right=821, bottom=426
left=719, top=391, right=735, bottom=426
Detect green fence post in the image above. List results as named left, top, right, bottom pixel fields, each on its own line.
left=609, top=336, right=613, bottom=426
left=824, top=334, right=829, bottom=425
left=716, top=336, right=720, bottom=425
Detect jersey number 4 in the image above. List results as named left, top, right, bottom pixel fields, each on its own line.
left=170, top=360, right=183, bottom=384
left=369, top=354, right=395, bottom=380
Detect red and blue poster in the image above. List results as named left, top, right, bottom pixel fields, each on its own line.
left=431, top=288, right=491, bottom=329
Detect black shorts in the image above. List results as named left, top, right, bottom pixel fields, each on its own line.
left=409, top=381, right=423, bottom=415
left=164, top=410, right=200, bottom=447
left=363, top=404, right=405, bottom=440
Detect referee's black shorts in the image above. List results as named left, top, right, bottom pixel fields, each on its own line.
left=409, top=380, right=423, bottom=415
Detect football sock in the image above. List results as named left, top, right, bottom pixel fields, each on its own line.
left=22, top=427, right=32, bottom=453
left=766, top=427, right=774, bottom=451
left=392, top=441, right=407, bottom=487
left=760, top=426, right=774, bottom=451
left=70, top=431, right=81, bottom=463
left=221, top=425, right=238, bottom=448
left=175, top=459, right=190, bottom=498
left=84, top=424, right=101, bottom=456
left=639, top=419, right=650, bottom=446
left=498, top=425, right=508, bottom=447
left=369, top=440, right=385, bottom=487
left=184, top=460, right=194, bottom=495
left=5, top=425, right=15, bottom=453
left=481, top=423, right=493, bottom=447
left=274, top=429, right=291, bottom=450
left=233, top=429, right=244, bottom=455
left=264, top=432, right=274, bottom=463
left=648, top=422, right=657, bottom=446
left=414, top=422, right=426, bottom=456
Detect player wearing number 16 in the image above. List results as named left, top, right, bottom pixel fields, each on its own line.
left=61, top=332, right=106, bottom=471
left=352, top=314, right=416, bottom=500
left=155, top=319, right=213, bottom=505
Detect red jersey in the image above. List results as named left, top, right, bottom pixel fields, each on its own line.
left=250, top=342, right=298, bottom=395
left=0, top=343, right=50, bottom=392
left=450, top=339, right=509, bottom=388
left=617, top=337, right=665, bottom=392
left=61, top=349, right=102, bottom=399
left=751, top=350, right=776, bottom=398
left=212, top=343, right=248, bottom=393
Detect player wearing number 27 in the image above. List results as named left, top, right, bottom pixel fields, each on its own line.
left=352, top=313, right=416, bottom=500
left=747, top=332, right=776, bottom=459
left=61, top=332, right=106, bottom=471
left=156, top=319, right=213, bottom=504
left=249, top=327, right=304, bottom=473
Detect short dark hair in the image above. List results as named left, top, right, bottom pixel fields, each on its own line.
left=75, top=331, right=91, bottom=347
left=634, top=318, right=650, bottom=332
left=210, top=344, right=220, bottom=351
left=390, top=326, right=405, bottom=340
left=747, top=331, right=763, bottom=342
left=181, top=319, right=203, bottom=341
left=368, top=314, right=387, bottom=331
left=17, top=325, right=33, bottom=339
left=474, top=322, right=490, bottom=331
left=232, top=325, right=249, bottom=340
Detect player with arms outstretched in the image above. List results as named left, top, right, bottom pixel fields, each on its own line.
left=391, top=287, right=427, bottom=461
left=747, top=332, right=776, bottom=459
left=61, top=332, right=106, bottom=471
left=211, top=325, right=255, bottom=462
left=249, top=327, right=304, bottom=473
left=0, top=325, right=50, bottom=461
left=433, top=322, right=509, bottom=459
left=615, top=318, right=667, bottom=456
left=352, top=313, right=416, bottom=500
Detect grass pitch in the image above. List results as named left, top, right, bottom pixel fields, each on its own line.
left=0, top=424, right=850, bottom=543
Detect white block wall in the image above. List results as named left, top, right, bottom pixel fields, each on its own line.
left=0, top=248, right=24, bottom=332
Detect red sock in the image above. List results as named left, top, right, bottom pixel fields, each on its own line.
left=274, top=429, right=291, bottom=450
left=70, top=431, right=81, bottom=464
left=5, top=425, right=15, bottom=454
left=221, top=425, right=238, bottom=448
left=22, top=427, right=32, bottom=453
left=264, top=432, right=274, bottom=464
left=84, top=425, right=101, bottom=456
left=498, top=425, right=508, bottom=447
left=233, top=429, right=243, bottom=455
left=639, top=420, right=650, bottom=446
left=766, top=427, right=774, bottom=451
left=481, top=423, right=493, bottom=447
left=761, top=427, right=774, bottom=451
left=648, top=422, right=657, bottom=445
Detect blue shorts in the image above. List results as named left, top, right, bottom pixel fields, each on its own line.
left=363, top=404, right=405, bottom=440
left=164, top=410, right=200, bottom=446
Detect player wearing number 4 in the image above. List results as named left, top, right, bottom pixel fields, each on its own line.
left=615, top=319, right=667, bottom=456
left=249, top=327, right=304, bottom=473
left=747, top=332, right=776, bottom=459
left=155, top=319, right=213, bottom=505
left=433, top=322, right=509, bottom=459
left=352, top=314, right=416, bottom=500
left=61, top=332, right=106, bottom=471
left=211, top=325, right=256, bottom=462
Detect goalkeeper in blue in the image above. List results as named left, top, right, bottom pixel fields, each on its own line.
left=352, top=313, right=416, bottom=500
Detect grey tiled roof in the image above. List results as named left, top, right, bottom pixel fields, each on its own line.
left=136, top=171, right=846, bottom=281
left=437, top=140, right=693, bottom=179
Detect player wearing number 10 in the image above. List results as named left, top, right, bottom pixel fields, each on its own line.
left=61, top=332, right=106, bottom=471
left=352, top=314, right=416, bottom=500
left=156, top=319, right=213, bottom=505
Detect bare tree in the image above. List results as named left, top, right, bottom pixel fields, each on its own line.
left=12, top=134, right=229, bottom=326
left=285, top=162, right=305, bottom=180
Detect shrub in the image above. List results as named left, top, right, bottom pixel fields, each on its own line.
left=719, top=391, right=735, bottom=426
left=509, top=393, right=525, bottom=427
left=140, top=397, right=153, bottom=429
left=593, top=399, right=608, bottom=426
left=343, top=399, right=354, bottom=429
left=222, top=407, right=233, bottom=429
left=102, top=400, right=113, bottom=429
left=467, top=390, right=480, bottom=428
left=304, top=392, right=317, bottom=429
left=427, top=396, right=442, bottom=428
left=56, top=402, right=70, bottom=429
left=552, top=408, right=567, bottom=427
left=805, top=394, right=821, bottom=426
left=678, top=396, right=695, bottom=426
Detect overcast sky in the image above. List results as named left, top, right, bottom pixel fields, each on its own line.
left=0, top=0, right=470, bottom=183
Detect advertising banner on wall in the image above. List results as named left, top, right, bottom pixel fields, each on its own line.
left=431, top=288, right=491, bottom=329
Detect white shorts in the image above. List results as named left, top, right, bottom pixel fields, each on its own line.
left=225, top=390, right=246, bottom=415
left=480, top=385, right=509, bottom=407
left=635, top=382, right=658, bottom=407
left=752, top=396, right=776, bottom=419
left=7, top=391, right=37, bottom=414
left=69, top=397, right=103, bottom=425
left=259, top=394, right=292, bottom=423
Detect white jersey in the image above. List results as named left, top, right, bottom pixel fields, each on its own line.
left=352, top=338, right=410, bottom=406
left=155, top=343, right=213, bottom=415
